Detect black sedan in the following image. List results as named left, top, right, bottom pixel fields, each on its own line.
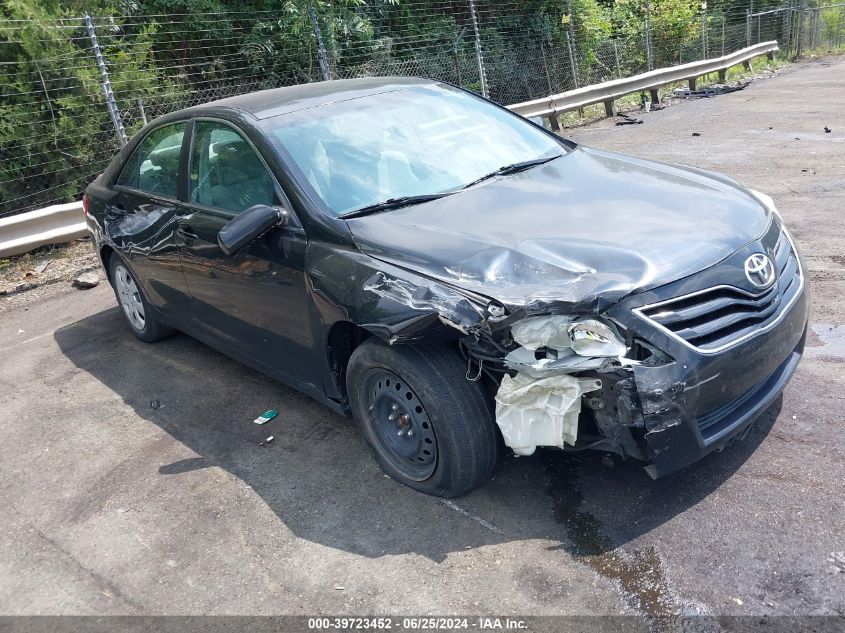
left=84, top=77, right=809, bottom=497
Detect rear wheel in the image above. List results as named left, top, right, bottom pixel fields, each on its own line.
left=347, top=339, right=498, bottom=497
left=108, top=255, right=173, bottom=343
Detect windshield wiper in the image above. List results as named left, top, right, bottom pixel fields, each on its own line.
left=340, top=193, right=453, bottom=219
left=461, top=154, right=562, bottom=190
left=340, top=154, right=562, bottom=219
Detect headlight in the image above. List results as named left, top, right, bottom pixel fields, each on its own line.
left=511, top=315, right=626, bottom=358
left=568, top=319, right=627, bottom=357
left=750, top=188, right=799, bottom=246
left=749, top=188, right=780, bottom=218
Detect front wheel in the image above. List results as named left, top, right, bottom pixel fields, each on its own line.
left=347, top=339, right=498, bottom=498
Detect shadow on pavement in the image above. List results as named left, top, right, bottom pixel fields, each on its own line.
left=54, top=306, right=780, bottom=564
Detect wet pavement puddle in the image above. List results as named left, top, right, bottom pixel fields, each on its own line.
left=544, top=456, right=717, bottom=632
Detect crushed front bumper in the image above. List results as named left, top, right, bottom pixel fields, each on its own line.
left=608, top=267, right=809, bottom=478
left=634, top=333, right=804, bottom=478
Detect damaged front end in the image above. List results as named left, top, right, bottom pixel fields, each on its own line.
left=329, top=212, right=807, bottom=479
left=460, top=279, right=807, bottom=479
left=456, top=246, right=808, bottom=478
left=335, top=256, right=698, bottom=474
left=460, top=310, right=659, bottom=465
left=310, top=244, right=658, bottom=465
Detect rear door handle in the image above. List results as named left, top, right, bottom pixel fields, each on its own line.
left=178, top=224, right=199, bottom=244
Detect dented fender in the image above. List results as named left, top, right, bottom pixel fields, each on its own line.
left=305, top=241, right=491, bottom=345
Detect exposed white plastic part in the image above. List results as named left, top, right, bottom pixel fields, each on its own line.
left=504, top=345, right=606, bottom=377
left=510, top=315, right=573, bottom=350
left=494, top=373, right=602, bottom=456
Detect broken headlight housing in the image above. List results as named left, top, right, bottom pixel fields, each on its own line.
left=568, top=319, right=627, bottom=357
left=511, top=315, right=627, bottom=358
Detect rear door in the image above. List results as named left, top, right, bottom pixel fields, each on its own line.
left=176, top=118, right=317, bottom=387
left=110, top=121, right=192, bottom=327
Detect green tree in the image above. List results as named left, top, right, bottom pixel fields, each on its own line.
left=0, top=0, right=165, bottom=212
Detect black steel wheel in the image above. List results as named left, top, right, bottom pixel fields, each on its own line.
left=359, top=368, right=438, bottom=481
left=347, top=339, right=498, bottom=497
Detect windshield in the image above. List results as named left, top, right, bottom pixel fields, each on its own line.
left=262, top=84, right=565, bottom=216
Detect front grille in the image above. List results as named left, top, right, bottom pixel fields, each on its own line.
left=636, top=230, right=803, bottom=353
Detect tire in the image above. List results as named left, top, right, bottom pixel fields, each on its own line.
left=347, top=339, right=498, bottom=498
left=108, top=254, right=173, bottom=343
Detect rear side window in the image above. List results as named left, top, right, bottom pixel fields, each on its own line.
left=117, top=123, right=186, bottom=198
left=189, top=121, right=275, bottom=213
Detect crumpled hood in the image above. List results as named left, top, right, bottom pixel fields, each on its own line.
left=346, top=146, right=771, bottom=312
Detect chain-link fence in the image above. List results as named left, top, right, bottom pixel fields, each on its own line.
left=2, top=1, right=844, bottom=218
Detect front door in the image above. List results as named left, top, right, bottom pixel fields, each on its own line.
left=176, top=119, right=317, bottom=389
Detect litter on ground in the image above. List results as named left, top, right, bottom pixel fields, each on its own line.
left=253, top=409, right=278, bottom=425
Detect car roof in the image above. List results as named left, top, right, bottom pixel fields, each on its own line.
left=189, top=76, right=439, bottom=120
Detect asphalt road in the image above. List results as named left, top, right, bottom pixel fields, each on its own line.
left=1, top=58, right=843, bottom=627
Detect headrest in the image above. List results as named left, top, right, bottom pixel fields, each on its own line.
left=149, top=144, right=180, bottom=168
left=214, top=140, right=265, bottom=186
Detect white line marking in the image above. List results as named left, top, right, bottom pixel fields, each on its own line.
left=441, top=499, right=504, bottom=535
left=9, top=330, right=57, bottom=347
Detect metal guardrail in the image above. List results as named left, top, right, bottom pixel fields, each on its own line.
left=508, top=41, right=779, bottom=121
left=0, top=201, right=88, bottom=258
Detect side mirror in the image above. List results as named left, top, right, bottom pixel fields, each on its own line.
left=217, top=204, right=288, bottom=256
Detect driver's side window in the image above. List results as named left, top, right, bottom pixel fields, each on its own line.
left=190, top=121, right=275, bottom=213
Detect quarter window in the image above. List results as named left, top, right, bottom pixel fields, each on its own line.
left=117, top=123, right=185, bottom=198
left=190, top=122, right=275, bottom=213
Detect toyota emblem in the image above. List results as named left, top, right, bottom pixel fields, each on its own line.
left=744, top=253, right=776, bottom=288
